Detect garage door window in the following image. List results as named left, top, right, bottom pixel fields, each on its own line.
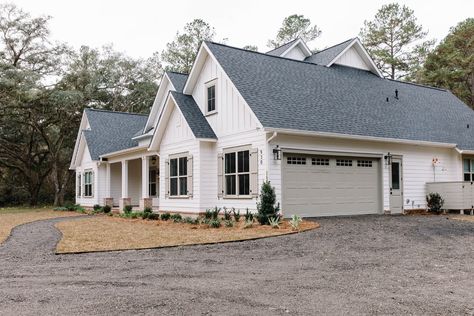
left=312, top=158, right=329, bottom=166
left=336, top=159, right=352, bottom=166
left=287, top=157, right=306, bottom=165
left=357, top=160, right=373, bottom=167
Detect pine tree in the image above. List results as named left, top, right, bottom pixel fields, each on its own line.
left=256, top=181, right=280, bottom=225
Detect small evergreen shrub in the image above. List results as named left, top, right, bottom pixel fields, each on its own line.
left=64, top=203, right=80, bottom=211
left=289, top=215, right=302, bottom=230
left=204, top=209, right=213, bottom=220
left=123, top=205, right=133, bottom=214
left=143, top=207, right=153, bottom=214
left=140, top=212, right=149, bottom=219
left=53, top=207, right=68, bottom=211
left=171, top=213, right=183, bottom=222
left=268, top=217, right=280, bottom=229
left=244, top=208, right=254, bottom=222
left=93, top=204, right=102, bottom=212
left=232, top=208, right=241, bottom=222
left=243, top=219, right=253, bottom=229
left=426, top=192, right=444, bottom=214
left=147, top=213, right=160, bottom=220
left=184, top=217, right=199, bottom=224
left=160, top=212, right=171, bottom=221
left=223, top=207, right=232, bottom=220
left=224, top=220, right=234, bottom=227
left=211, top=207, right=220, bottom=220
left=131, top=213, right=138, bottom=219
left=75, top=206, right=86, bottom=214
left=209, top=218, right=221, bottom=228
left=102, top=205, right=111, bottom=213
left=256, top=181, right=280, bottom=225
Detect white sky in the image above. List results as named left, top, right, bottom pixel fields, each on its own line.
left=8, top=0, right=474, bottom=58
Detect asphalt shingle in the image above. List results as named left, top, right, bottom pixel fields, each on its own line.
left=167, top=72, right=188, bottom=92
left=305, top=38, right=354, bottom=65
left=266, top=38, right=300, bottom=56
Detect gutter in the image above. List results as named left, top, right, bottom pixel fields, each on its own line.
left=99, top=146, right=148, bottom=159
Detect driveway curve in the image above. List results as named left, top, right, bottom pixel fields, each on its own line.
left=0, top=215, right=473, bottom=315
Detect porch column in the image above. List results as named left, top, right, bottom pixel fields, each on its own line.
left=140, top=156, right=152, bottom=209
left=119, top=160, right=130, bottom=211
left=103, top=163, right=113, bottom=207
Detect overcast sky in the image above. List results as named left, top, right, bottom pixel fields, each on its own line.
left=8, top=0, right=474, bottom=58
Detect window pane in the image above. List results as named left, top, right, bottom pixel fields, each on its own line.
left=179, top=157, right=187, bottom=176
left=149, top=169, right=156, bottom=181
left=170, top=178, right=178, bottom=196
left=179, top=177, right=187, bottom=195
left=225, top=153, right=236, bottom=173
left=464, top=159, right=470, bottom=173
left=170, top=159, right=178, bottom=177
left=391, top=162, right=400, bottom=190
left=238, top=174, right=250, bottom=195
left=150, top=183, right=156, bottom=196
left=225, top=175, right=236, bottom=195
left=238, top=150, right=249, bottom=172
left=464, top=173, right=471, bottom=181
left=207, top=86, right=215, bottom=112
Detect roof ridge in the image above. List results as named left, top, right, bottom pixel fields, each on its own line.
left=85, top=108, right=149, bottom=117
left=310, top=38, right=355, bottom=56
left=167, top=70, right=189, bottom=76
left=386, top=78, right=447, bottom=92
left=265, top=37, right=300, bottom=54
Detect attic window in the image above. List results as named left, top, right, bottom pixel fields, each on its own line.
left=206, top=82, right=216, bottom=114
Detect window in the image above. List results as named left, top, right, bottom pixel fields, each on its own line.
left=77, top=173, right=81, bottom=197
left=149, top=169, right=157, bottom=197
left=83, top=171, right=93, bottom=197
left=312, top=158, right=329, bottom=166
left=207, top=84, right=216, bottom=113
left=463, top=159, right=474, bottom=181
left=391, top=162, right=400, bottom=190
left=170, top=156, right=187, bottom=196
left=336, top=159, right=352, bottom=166
left=357, top=160, right=373, bottom=167
left=225, top=150, right=250, bottom=196
left=287, top=157, right=306, bottom=165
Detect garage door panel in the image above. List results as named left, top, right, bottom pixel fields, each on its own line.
left=283, top=154, right=380, bottom=217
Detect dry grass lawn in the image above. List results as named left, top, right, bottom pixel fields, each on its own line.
left=450, top=215, right=474, bottom=223
left=55, top=216, right=319, bottom=254
left=0, top=208, right=81, bottom=244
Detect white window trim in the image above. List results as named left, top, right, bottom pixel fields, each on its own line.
left=223, top=146, right=251, bottom=199
left=169, top=154, right=189, bottom=198
left=149, top=167, right=158, bottom=198
left=76, top=172, right=82, bottom=197
left=83, top=169, right=94, bottom=198
left=463, top=158, right=474, bottom=181
left=204, top=79, right=218, bottom=116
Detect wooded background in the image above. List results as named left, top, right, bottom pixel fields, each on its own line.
left=0, top=3, right=472, bottom=206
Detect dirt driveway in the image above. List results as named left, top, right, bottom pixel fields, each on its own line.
left=0, top=215, right=473, bottom=315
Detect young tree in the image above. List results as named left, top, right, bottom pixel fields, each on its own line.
left=359, top=3, right=434, bottom=80
left=268, top=14, right=321, bottom=49
left=256, top=181, right=280, bottom=225
left=419, top=18, right=474, bottom=108
left=161, top=19, right=215, bottom=73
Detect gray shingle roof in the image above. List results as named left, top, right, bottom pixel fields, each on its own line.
left=167, top=71, right=188, bottom=92
left=83, top=109, right=148, bottom=160
left=205, top=41, right=474, bottom=150
left=305, top=38, right=354, bottom=65
left=266, top=38, right=300, bottom=56
left=170, top=91, right=217, bottom=139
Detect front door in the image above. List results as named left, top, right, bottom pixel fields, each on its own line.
left=389, top=157, right=403, bottom=213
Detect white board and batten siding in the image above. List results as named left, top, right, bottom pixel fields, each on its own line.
left=267, top=134, right=462, bottom=215
left=75, top=140, right=101, bottom=207
left=334, top=46, right=371, bottom=71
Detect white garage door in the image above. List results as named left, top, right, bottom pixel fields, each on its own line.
left=282, top=154, right=381, bottom=217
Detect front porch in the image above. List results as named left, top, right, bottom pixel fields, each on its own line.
left=104, top=155, right=159, bottom=211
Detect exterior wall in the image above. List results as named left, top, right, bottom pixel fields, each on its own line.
left=75, top=143, right=100, bottom=207
left=267, top=134, right=462, bottom=213
left=283, top=46, right=306, bottom=60
left=110, top=162, right=121, bottom=206
left=334, top=46, right=370, bottom=71
left=128, top=159, right=142, bottom=206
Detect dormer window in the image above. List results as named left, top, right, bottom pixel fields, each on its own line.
left=205, top=79, right=217, bottom=115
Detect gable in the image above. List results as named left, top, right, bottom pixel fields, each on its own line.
left=284, top=46, right=307, bottom=60
left=333, top=46, right=370, bottom=71
left=161, top=106, right=194, bottom=146
left=79, top=138, right=93, bottom=165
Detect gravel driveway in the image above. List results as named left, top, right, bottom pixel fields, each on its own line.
left=0, top=215, right=473, bottom=315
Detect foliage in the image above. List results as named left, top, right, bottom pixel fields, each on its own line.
left=244, top=208, right=254, bottom=222
left=232, top=208, right=241, bottom=222
left=143, top=207, right=153, bottom=214
left=171, top=213, right=183, bottom=222
left=130, top=212, right=138, bottom=219
left=211, top=207, right=220, bottom=220
left=224, top=220, right=234, bottom=227
left=93, top=204, right=102, bottom=212
left=426, top=192, right=445, bottom=213
left=139, top=211, right=148, bottom=219
left=359, top=3, right=434, bottom=80
left=161, top=19, right=215, bottom=73
left=268, top=217, right=280, bottom=229
left=223, top=207, right=232, bottom=220
left=53, top=207, right=68, bottom=211
left=243, top=219, right=253, bottom=229
left=268, top=14, right=321, bottom=49
left=289, top=215, right=302, bottom=230
left=418, top=18, right=474, bottom=108
left=160, top=212, right=171, bottom=221
left=242, top=45, right=258, bottom=52
left=123, top=205, right=133, bottom=214
left=147, top=213, right=160, bottom=220
left=204, top=208, right=213, bottom=220
left=256, top=181, right=280, bottom=225
left=102, top=205, right=111, bottom=213
left=209, top=218, right=221, bottom=228
left=64, top=203, right=80, bottom=211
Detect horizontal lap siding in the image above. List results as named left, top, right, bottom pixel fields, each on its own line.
left=268, top=134, right=462, bottom=213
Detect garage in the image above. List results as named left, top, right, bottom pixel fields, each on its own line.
left=282, top=153, right=382, bottom=217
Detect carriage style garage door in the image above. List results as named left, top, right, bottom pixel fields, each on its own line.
left=282, top=154, right=381, bottom=217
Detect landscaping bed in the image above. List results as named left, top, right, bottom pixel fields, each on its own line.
left=55, top=213, right=318, bottom=254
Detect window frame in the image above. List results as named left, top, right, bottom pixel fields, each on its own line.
left=77, top=173, right=82, bottom=197
left=149, top=167, right=158, bottom=197
left=83, top=170, right=94, bottom=198
left=169, top=154, right=188, bottom=198
left=463, top=158, right=474, bottom=181
left=204, top=79, right=217, bottom=115
left=223, top=146, right=251, bottom=199
left=336, top=159, right=353, bottom=167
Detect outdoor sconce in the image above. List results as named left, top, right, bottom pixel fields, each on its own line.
left=384, top=152, right=392, bottom=165
left=273, top=145, right=281, bottom=160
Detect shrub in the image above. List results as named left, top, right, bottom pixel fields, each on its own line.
left=426, top=192, right=444, bottom=214
left=289, top=215, right=302, bottom=230
left=268, top=217, right=280, bottom=229
left=107, top=212, right=114, bottom=217
left=171, top=213, right=183, bottom=222
left=211, top=207, right=220, bottom=220
left=160, top=212, right=171, bottom=221
left=224, top=220, right=234, bottom=227
left=223, top=207, right=232, bottom=220
left=123, top=205, right=133, bottom=214
left=204, top=209, right=213, bottom=220
left=131, top=213, right=138, bottom=219
left=184, top=216, right=199, bottom=224
left=102, top=205, right=111, bottom=213
left=75, top=206, right=86, bottom=214
left=140, top=212, right=149, bottom=219
left=147, top=213, right=160, bottom=220
left=93, top=204, right=102, bottom=212
left=209, top=218, right=221, bottom=228
left=232, top=208, right=241, bottom=222
left=244, top=208, right=254, bottom=222
left=64, top=203, right=80, bottom=211
left=256, top=181, right=280, bottom=225
left=144, top=207, right=152, bottom=214
left=53, top=207, right=68, bottom=211
left=243, top=219, right=253, bottom=229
